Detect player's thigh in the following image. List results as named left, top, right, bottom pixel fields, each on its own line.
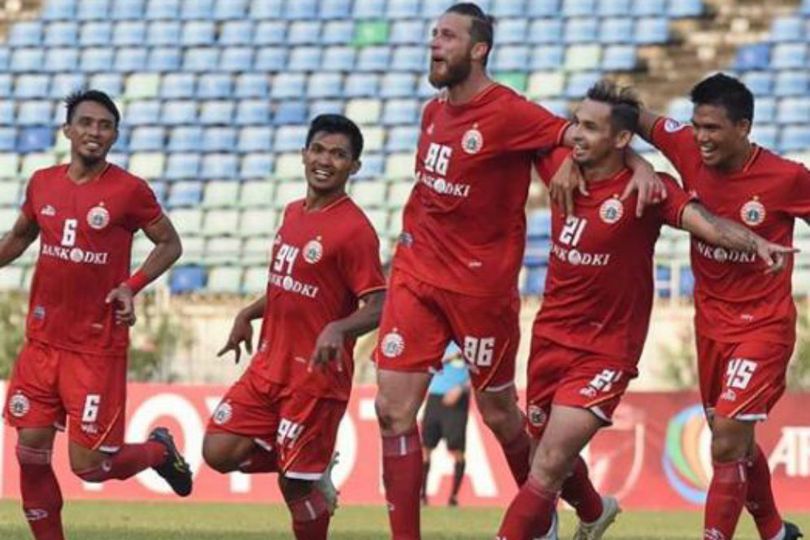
left=202, top=433, right=258, bottom=470
left=276, top=393, right=347, bottom=480
left=525, top=337, right=572, bottom=440
left=58, top=350, right=127, bottom=453
left=443, top=288, right=520, bottom=392
left=16, top=427, right=57, bottom=451
left=375, top=271, right=452, bottom=374
left=532, top=405, right=604, bottom=483
left=696, top=334, right=730, bottom=416
left=710, top=415, right=755, bottom=461
left=4, top=341, right=64, bottom=433
left=376, top=368, right=432, bottom=433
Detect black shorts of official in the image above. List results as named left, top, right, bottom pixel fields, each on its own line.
left=421, top=392, right=470, bottom=452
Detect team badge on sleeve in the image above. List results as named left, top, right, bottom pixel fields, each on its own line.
left=599, top=198, right=624, bottom=224
left=303, top=238, right=323, bottom=264
left=8, top=392, right=30, bottom=418
left=380, top=330, right=405, bottom=358
left=87, top=204, right=110, bottom=230
left=740, top=198, right=766, bottom=226
left=663, top=118, right=686, bottom=133
left=461, top=126, right=483, bottom=155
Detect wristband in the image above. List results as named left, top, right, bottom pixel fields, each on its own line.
left=124, top=270, right=150, bottom=295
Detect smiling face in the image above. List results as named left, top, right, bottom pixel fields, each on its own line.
left=63, top=100, right=118, bottom=166
left=691, top=103, right=751, bottom=170
left=570, top=99, right=632, bottom=168
left=301, top=131, right=361, bottom=197
left=428, top=12, right=483, bottom=89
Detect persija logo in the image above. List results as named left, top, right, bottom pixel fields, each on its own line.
left=662, top=404, right=713, bottom=504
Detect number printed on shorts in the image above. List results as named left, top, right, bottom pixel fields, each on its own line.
left=81, top=394, right=101, bottom=423
left=463, top=336, right=495, bottom=367
left=277, top=418, right=303, bottom=449
left=424, top=143, right=452, bottom=176
left=61, top=219, right=78, bottom=247
left=272, top=244, right=299, bottom=275
left=559, top=216, right=587, bottom=247
left=587, top=369, right=622, bottom=393
left=726, top=358, right=757, bottom=390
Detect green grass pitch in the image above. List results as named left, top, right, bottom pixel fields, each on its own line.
left=0, top=500, right=807, bottom=539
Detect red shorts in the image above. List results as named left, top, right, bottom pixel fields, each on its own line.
left=374, top=270, right=519, bottom=391
left=525, top=337, right=637, bottom=439
left=3, top=340, right=127, bottom=451
left=696, top=335, right=791, bottom=422
left=206, top=370, right=347, bottom=480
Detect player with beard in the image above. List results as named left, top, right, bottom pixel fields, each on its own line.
left=496, top=81, right=795, bottom=540
left=1, top=90, right=188, bottom=540
left=373, top=4, right=663, bottom=539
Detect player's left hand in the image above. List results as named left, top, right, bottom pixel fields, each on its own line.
left=309, top=322, right=345, bottom=372
left=106, top=285, right=136, bottom=326
left=548, top=155, right=588, bottom=215
left=756, top=240, right=799, bottom=274
left=621, top=170, right=667, bottom=217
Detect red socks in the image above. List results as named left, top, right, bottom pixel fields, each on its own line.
left=704, top=459, right=748, bottom=540
left=745, top=445, right=783, bottom=540
left=16, top=445, right=65, bottom=540
left=382, top=427, right=422, bottom=540
left=500, top=427, right=531, bottom=487
left=238, top=446, right=279, bottom=474
left=497, top=476, right=558, bottom=540
left=561, top=456, right=604, bottom=523
left=288, top=489, right=331, bottom=540
left=74, top=442, right=166, bottom=482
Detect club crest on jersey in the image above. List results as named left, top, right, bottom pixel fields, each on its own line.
left=87, top=205, right=110, bottom=230
left=663, top=118, right=686, bottom=133
left=461, top=127, right=483, bottom=155
left=212, top=402, right=233, bottom=425
left=303, top=238, right=323, bottom=264
left=740, top=198, right=766, bottom=226
left=599, top=198, right=624, bottom=224
left=380, top=330, right=405, bottom=359
left=8, top=392, right=30, bottom=418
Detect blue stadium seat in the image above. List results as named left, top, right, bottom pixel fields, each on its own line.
left=562, top=0, right=595, bottom=17
left=385, top=126, right=420, bottom=152
left=771, top=44, right=806, bottom=70
left=111, top=0, right=145, bottom=20
left=11, top=49, right=44, bottom=73
left=321, top=46, right=356, bottom=71
left=147, top=21, right=180, bottom=45
left=527, top=210, right=551, bottom=238
left=527, top=0, right=559, bottom=16
left=285, top=0, right=318, bottom=20
left=498, top=20, right=529, bottom=45
left=319, top=0, right=351, bottom=18
left=238, top=127, right=273, bottom=152
left=493, top=0, right=524, bottom=16
left=492, top=46, right=530, bottom=71
left=0, top=48, right=9, bottom=71
left=17, top=127, right=54, bottom=153
left=756, top=97, right=776, bottom=123
left=81, top=48, right=114, bottom=72
left=235, top=100, right=272, bottom=125
left=655, top=265, right=671, bottom=298
left=180, top=0, right=214, bottom=19
left=734, top=43, right=770, bottom=70
left=667, top=97, right=692, bottom=123
left=127, top=100, right=161, bottom=126
left=161, top=73, right=195, bottom=98
left=633, top=0, right=666, bottom=16
left=531, top=45, right=564, bottom=70
left=602, top=45, right=637, bottom=70
left=14, top=75, right=49, bottom=99
left=769, top=16, right=804, bottom=43
left=80, top=23, right=113, bottom=46
left=521, top=267, right=547, bottom=296
left=273, top=125, right=308, bottom=152
left=382, top=99, right=419, bottom=125
left=197, top=74, right=232, bottom=99
left=145, top=0, right=180, bottom=19
left=358, top=47, right=392, bottom=72
left=600, top=18, right=633, bottom=44
left=241, top=153, right=273, bottom=177
left=353, top=0, right=384, bottom=18
left=219, top=47, right=254, bottom=72
left=679, top=267, right=694, bottom=297
left=165, top=153, right=200, bottom=180
left=780, top=126, right=810, bottom=152
left=166, top=181, right=203, bottom=208
left=183, top=47, right=219, bottom=72
left=274, top=101, right=308, bottom=125
left=201, top=153, right=239, bottom=179
left=169, top=127, right=203, bottom=151
left=182, top=21, right=216, bottom=46
left=45, top=48, right=79, bottom=72
left=355, top=153, right=384, bottom=179
left=391, top=46, right=424, bottom=72
left=77, top=0, right=109, bottom=20
left=50, top=74, right=85, bottom=99
left=390, top=20, right=425, bottom=45
left=0, top=128, right=16, bottom=151
left=8, top=22, right=43, bottom=46
left=202, top=127, right=237, bottom=152
left=199, top=100, right=234, bottom=125
left=250, top=0, right=283, bottom=18
left=388, top=0, right=420, bottom=18
left=42, top=0, right=76, bottom=20
left=89, top=73, right=123, bottom=95
left=741, top=71, right=772, bottom=97
left=114, top=47, right=148, bottom=72
left=235, top=74, right=269, bottom=98
left=170, top=266, right=205, bottom=294
left=148, top=48, right=182, bottom=72
left=527, top=19, right=563, bottom=45
left=668, top=0, right=703, bottom=18
left=750, top=125, right=777, bottom=148
left=307, top=73, right=343, bottom=99
left=0, top=75, right=12, bottom=97
left=255, top=47, right=288, bottom=71
left=564, top=18, right=598, bottom=44
left=271, top=73, right=306, bottom=99
left=380, top=73, right=416, bottom=98
left=288, top=21, right=321, bottom=44
left=288, top=46, right=322, bottom=71
left=161, top=100, right=198, bottom=125
left=774, top=71, right=808, bottom=97
left=635, top=17, right=669, bottom=45
left=344, top=73, right=379, bottom=97
left=309, top=99, right=343, bottom=117
left=565, top=72, right=600, bottom=98
left=44, top=22, right=78, bottom=46
left=254, top=21, right=287, bottom=45
left=0, top=101, right=14, bottom=125
left=803, top=0, right=810, bottom=14
left=777, top=98, right=810, bottom=124
left=16, top=100, right=53, bottom=126
left=220, top=21, right=254, bottom=45
left=322, top=21, right=354, bottom=44
left=523, top=239, right=550, bottom=267
left=598, top=0, right=632, bottom=15
left=130, top=126, right=166, bottom=151
left=113, top=21, right=146, bottom=45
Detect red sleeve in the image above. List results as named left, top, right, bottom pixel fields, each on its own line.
left=657, top=173, right=695, bottom=227
left=782, top=164, right=810, bottom=220
left=534, top=147, right=573, bottom=187
left=20, top=174, right=36, bottom=221
left=502, top=95, right=569, bottom=153
left=339, top=218, right=386, bottom=298
left=124, top=179, right=163, bottom=231
left=650, top=117, right=702, bottom=188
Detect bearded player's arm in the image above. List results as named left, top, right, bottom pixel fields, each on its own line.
left=0, top=213, right=39, bottom=267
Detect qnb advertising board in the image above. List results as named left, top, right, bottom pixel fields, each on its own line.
left=1, top=382, right=808, bottom=510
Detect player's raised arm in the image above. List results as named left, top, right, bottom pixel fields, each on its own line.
left=310, top=289, right=386, bottom=371
left=636, top=107, right=662, bottom=143
left=0, top=213, right=39, bottom=267
left=218, top=295, right=266, bottom=364
left=680, top=202, right=797, bottom=273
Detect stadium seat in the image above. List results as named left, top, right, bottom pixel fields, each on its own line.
left=358, top=47, right=392, bottom=72
left=220, top=20, right=254, bottom=45
left=17, top=127, right=53, bottom=154
left=492, top=46, right=530, bottom=71
left=531, top=46, right=565, bottom=70
left=240, top=208, right=276, bottom=236
left=600, top=18, right=633, bottom=44
left=182, top=21, right=216, bottom=46
left=344, top=74, right=379, bottom=98
left=250, top=0, right=283, bottom=18
left=271, top=74, right=306, bottom=99
left=497, top=19, right=528, bottom=45
left=307, top=73, right=343, bottom=99
left=599, top=0, right=632, bottom=15
left=750, top=125, right=778, bottom=149
left=0, top=129, right=16, bottom=152
left=20, top=152, right=57, bottom=179
left=390, top=20, right=426, bottom=45
left=183, top=47, right=219, bottom=72
left=166, top=181, right=203, bottom=208
left=380, top=73, right=416, bottom=98
left=345, top=98, right=382, bottom=125
left=170, top=266, right=205, bottom=294
left=161, top=73, right=196, bottom=99
left=235, top=74, right=269, bottom=98
left=774, top=71, right=808, bottom=98
left=565, top=72, right=601, bottom=98
left=492, top=0, right=525, bottom=17
left=114, top=47, right=148, bottom=72
left=16, top=101, right=52, bottom=127
left=320, top=45, right=356, bottom=71
left=255, top=47, right=288, bottom=71
left=771, top=44, right=806, bottom=70
left=756, top=97, right=776, bottom=124
left=205, top=238, right=243, bottom=266
left=0, top=75, right=10, bottom=98
left=45, top=48, right=79, bottom=72
left=310, top=99, right=344, bottom=118
left=777, top=98, right=810, bottom=125
left=147, top=20, right=180, bottom=45
left=322, top=20, right=354, bottom=44
left=769, top=16, right=804, bottom=43
left=527, top=71, right=565, bottom=98
left=202, top=181, right=240, bottom=209
left=240, top=153, right=274, bottom=178
left=235, top=100, right=271, bottom=125
left=353, top=20, right=389, bottom=46
left=243, top=265, right=269, bottom=293
left=14, top=75, right=50, bottom=99
left=274, top=101, right=308, bottom=125
left=88, top=73, right=123, bottom=96
left=391, top=46, right=425, bottom=72
left=126, top=73, right=160, bottom=99
left=565, top=18, right=598, bottom=44
left=240, top=181, right=275, bottom=208
left=602, top=45, right=637, bottom=70
left=10, top=48, right=44, bottom=73
left=528, top=1, right=559, bottom=17
left=350, top=181, right=387, bottom=207
left=8, top=22, right=43, bottom=47
left=668, top=0, right=703, bottom=18
left=387, top=0, right=420, bottom=18
left=0, top=48, right=9, bottom=72
left=635, top=17, right=669, bottom=45
left=180, top=0, right=215, bottom=20
left=742, top=71, right=773, bottom=97
left=241, top=238, right=270, bottom=266
left=780, top=126, right=810, bottom=152
left=128, top=151, right=165, bottom=179
left=202, top=209, right=240, bottom=237
left=355, top=153, right=384, bottom=179
left=130, top=126, right=166, bottom=152
left=164, top=152, right=201, bottom=180
left=237, top=127, right=273, bottom=152
left=145, top=0, right=180, bottom=19
left=273, top=125, right=308, bottom=152
left=288, top=46, right=322, bottom=71
left=352, top=0, right=384, bottom=18
left=113, top=21, right=146, bottom=44
left=565, top=45, right=601, bottom=71
left=320, top=0, right=352, bottom=18
left=734, top=44, right=771, bottom=70
left=384, top=152, right=414, bottom=179
left=79, top=47, right=114, bottom=72
left=274, top=181, right=307, bottom=208
left=633, top=0, right=666, bottom=16
left=285, top=0, right=318, bottom=20
left=254, top=20, right=287, bottom=45
left=201, top=153, right=239, bottom=179
left=288, top=21, right=322, bottom=44
left=111, top=0, right=145, bottom=20
left=202, top=127, right=237, bottom=152
left=197, top=74, right=232, bottom=99
left=562, top=0, right=595, bottom=16
left=44, top=22, right=79, bottom=46
left=161, top=100, right=197, bottom=125
left=79, top=21, right=113, bottom=46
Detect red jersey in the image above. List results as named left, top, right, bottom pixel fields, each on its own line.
left=393, top=84, right=568, bottom=297
left=651, top=117, right=810, bottom=344
left=533, top=148, right=692, bottom=362
left=20, top=164, right=163, bottom=355
left=251, top=196, right=386, bottom=401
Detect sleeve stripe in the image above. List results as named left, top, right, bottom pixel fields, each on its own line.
left=357, top=284, right=387, bottom=298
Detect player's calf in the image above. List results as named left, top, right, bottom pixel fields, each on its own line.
left=280, top=477, right=331, bottom=540
left=17, top=444, right=65, bottom=540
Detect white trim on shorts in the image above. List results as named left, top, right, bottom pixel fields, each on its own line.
left=483, top=381, right=515, bottom=393
left=253, top=438, right=274, bottom=452
left=99, top=445, right=121, bottom=453
left=283, top=470, right=323, bottom=481
left=735, top=413, right=767, bottom=422
left=589, top=405, right=611, bottom=424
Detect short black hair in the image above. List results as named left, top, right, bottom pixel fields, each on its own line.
left=445, top=2, right=495, bottom=66
left=690, top=73, right=754, bottom=123
left=65, top=89, right=120, bottom=127
left=585, top=80, right=641, bottom=133
left=305, top=114, right=364, bottom=160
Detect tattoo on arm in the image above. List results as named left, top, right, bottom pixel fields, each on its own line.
left=693, top=204, right=758, bottom=252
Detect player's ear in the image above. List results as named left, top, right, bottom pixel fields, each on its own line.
left=62, top=123, right=71, bottom=139
left=736, top=118, right=752, bottom=138
left=349, top=160, right=362, bottom=176
left=471, top=42, right=488, bottom=64
left=300, top=147, right=308, bottom=165
left=615, top=129, right=633, bottom=150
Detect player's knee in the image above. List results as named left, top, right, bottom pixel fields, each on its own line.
left=532, top=444, right=573, bottom=486
left=479, top=405, right=515, bottom=440
left=710, top=431, right=748, bottom=462
left=278, top=475, right=314, bottom=503
left=374, top=395, right=413, bottom=434
left=201, top=440, right=237, bottom=474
